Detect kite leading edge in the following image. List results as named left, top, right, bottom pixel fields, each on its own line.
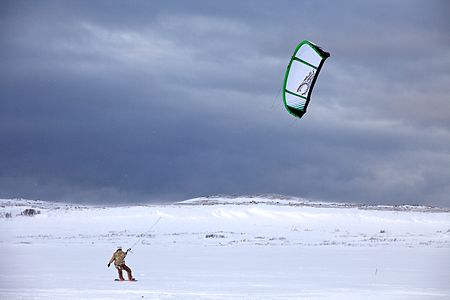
left=282, top=40, right=330, bottom=119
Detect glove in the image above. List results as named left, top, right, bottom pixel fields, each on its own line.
left=107, top=263, right=110, bottom=268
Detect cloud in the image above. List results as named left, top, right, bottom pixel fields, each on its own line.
left=0, top=0, right=449, bottom=207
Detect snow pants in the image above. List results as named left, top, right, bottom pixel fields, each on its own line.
left=116, top=264, right=133, bottom=280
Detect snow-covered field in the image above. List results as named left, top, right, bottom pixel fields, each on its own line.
left=1, top=196, right=449, bottom=299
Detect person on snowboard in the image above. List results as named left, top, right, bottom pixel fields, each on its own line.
left=107, top=246, right=135, bottom=281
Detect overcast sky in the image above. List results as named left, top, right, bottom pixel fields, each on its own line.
left=1, top=0, right=449, bottom=206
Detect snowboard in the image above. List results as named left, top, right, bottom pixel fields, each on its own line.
left=115, top=279, right=138, bottom=282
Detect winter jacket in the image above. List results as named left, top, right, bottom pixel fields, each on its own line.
left=109, top=249, right=127, bottom=267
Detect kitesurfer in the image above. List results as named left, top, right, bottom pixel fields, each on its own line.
left=107, top=246, right=136, bottom=281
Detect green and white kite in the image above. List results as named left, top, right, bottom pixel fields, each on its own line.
left=282, top=40, right=330, bottom=119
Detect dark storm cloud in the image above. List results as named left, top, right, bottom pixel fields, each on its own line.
left=1, top=0, right=449, bottom=206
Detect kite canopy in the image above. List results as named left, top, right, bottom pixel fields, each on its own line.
left=282, top=40, right=330, bottom=119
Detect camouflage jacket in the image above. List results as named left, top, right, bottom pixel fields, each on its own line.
left=109, top=249, right=127, bottom=267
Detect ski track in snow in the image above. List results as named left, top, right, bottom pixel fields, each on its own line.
left=1, top=197, right=450, bottom=299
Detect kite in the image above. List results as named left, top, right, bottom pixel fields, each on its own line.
left=282, top=40, right=330, bottom=118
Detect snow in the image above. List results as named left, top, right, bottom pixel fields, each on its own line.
left=1, top=197, right=450, bottom=299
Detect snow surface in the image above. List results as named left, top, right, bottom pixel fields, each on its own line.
left=1, top=197, right=450, bottom=299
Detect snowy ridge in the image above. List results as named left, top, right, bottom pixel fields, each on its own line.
left=178, top=194, right=450, bottom=212
left=2, top=195, right=448, bottom=214
left=2, top=196, right=450, bottom=249
left=0, top=198, right=95, bottom=219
